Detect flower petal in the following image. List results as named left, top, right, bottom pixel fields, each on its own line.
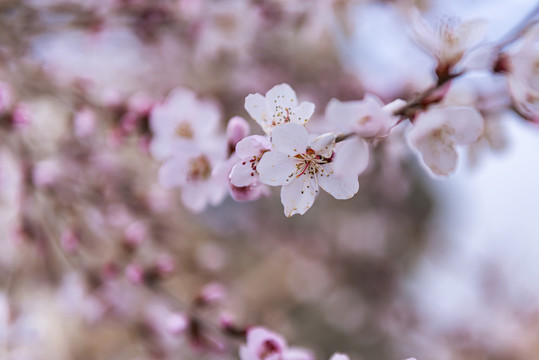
left=442, top=106, right=484, bottom=144
left=325, top=98, right=360, bottom=134
left=247, top=327, right=287, bottom=354
left=456, top=19, right=487, bottom=49
left=284, top=348, right=314, bottom=360
left=332, top=137, right=369, bottom=176
left=280, top=176, right=318, bottom=217
left=318, top=169, right=359, bottom=200
left=329, top=354, right=350, bottom=360
left=309, top=132, right=336, bottom=158
left=181, top=183, right=209, bottom=213
left=158, top=158, right=188, bottom=188
left=230, top=162, right=256, bottom=187
left=257, top=151, right=297, bottom=186
left=265, top=84, right=298, bottom=119
left=408, top=7, right=438, bottom=56
left=289, top=101, right=315, bottom=126
left=245, top=92, right=267, bottom=124
left=271, top=123, right=309, bottom=156
left=415, top=136, right=458, bottom=176
left=235, top=135, right=271, bottom=159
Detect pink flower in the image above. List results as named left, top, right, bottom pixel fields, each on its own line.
left=158, top=142, right=229, bottom=212
left=227, top=116, right=251, bottom=151
left=245, top=84, right=315, bottom=135
left=230, top=135, right=271, bottom=188
left=239, top=327, right=313, bottom=360
left=326, top=95, right=405, bottom=139
left=257, top=124, right=359, bottom=216
left=407, top=106, right=484, bottom=176
left=149, top=87, right=221, bottom=160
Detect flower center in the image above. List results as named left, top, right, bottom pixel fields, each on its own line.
left=188, top=155, right=212, bottom=181
left=175, top=122, right=194, bottom=139
left=293, top=147, right=331, bottom=178
left=257, top=339, right=281, bottom=360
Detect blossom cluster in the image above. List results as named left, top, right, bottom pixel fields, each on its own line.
left=149, top=9, right=538, bottom=216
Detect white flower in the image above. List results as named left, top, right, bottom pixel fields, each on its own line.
left=407, top=106, right=484, bottom=177
left=150, top=87, right=221, bottom=160
left=409, top=8, right=487, bottom=71
left=257, top=124, right=359, bottom=217
left=158, top=138, right=229, bottom=213
left=326, top=95, right=405, bottom=139
left=239, top=327, right=313, bottom=360
left=245, top=84, right=315, bottom=135
left=507, top=25, right=539, bottom=121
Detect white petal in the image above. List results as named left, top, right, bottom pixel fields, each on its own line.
left=442, top=106, right=484, bottom=145
left=289, top=101, right=315, bottom=125
left=456, top=19, right=487, bottom=49
left=265, top=83, right=298, bottom=111
left=415, top=136, right=458, bottom=176
left=230, top=162, right=256, bottom=187
left=284, top=348, right=314, bottom=360
left=257, top=151, right=297, bottom=186
left=382, top=98, right=406, bottom=117
left=235, top=135, right=271, bottom=159
left=329, top=354, right=350, bottom=360
left=245, top=93, right=267, bottom=129
left=181, top=183, right=208, bottom=213
left=280, top=176, right=318, bottom=217
left=309, top=132, right=336, bottom=158
left=318, top=169, right=359, bottom=200
left=408, top=7, right=438, bottom=56
left=332, top=137, right=369, bottom=176
left=271, top=123, right=309, bottom=156
left=150, top=136, right=174, bottom=160
left=325, top=98, right=360, bottom=133
left=158, top=158, right=188, bottom=188
left=190, top=99, right=221, bottom=137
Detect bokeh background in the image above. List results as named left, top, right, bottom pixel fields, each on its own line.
left=1, top=0, right=538, bottom=359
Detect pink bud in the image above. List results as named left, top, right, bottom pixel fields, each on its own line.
left=124, top=221, right=147, bottom=247
left=32, top=159, right=61, bottom=188
left=197, top=283, right=226, bottom=306
left=155, top=254, right=175, bottom=275
left=128, top=91, right=155, bottom=115
left=125, top=263, right=144, bottom=285
left=167, top=312, right=188, bottom=335
left=74, top=107, right=96, bottom=138
left=227, top=116, right=250, bottom=150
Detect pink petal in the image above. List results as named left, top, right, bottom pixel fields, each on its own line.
left=235, top=135, right=271, bottom=159
left=230, top=162, right=257, bottom=187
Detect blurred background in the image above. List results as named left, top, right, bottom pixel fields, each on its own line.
left=0, top=0, right=538, bottom=359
